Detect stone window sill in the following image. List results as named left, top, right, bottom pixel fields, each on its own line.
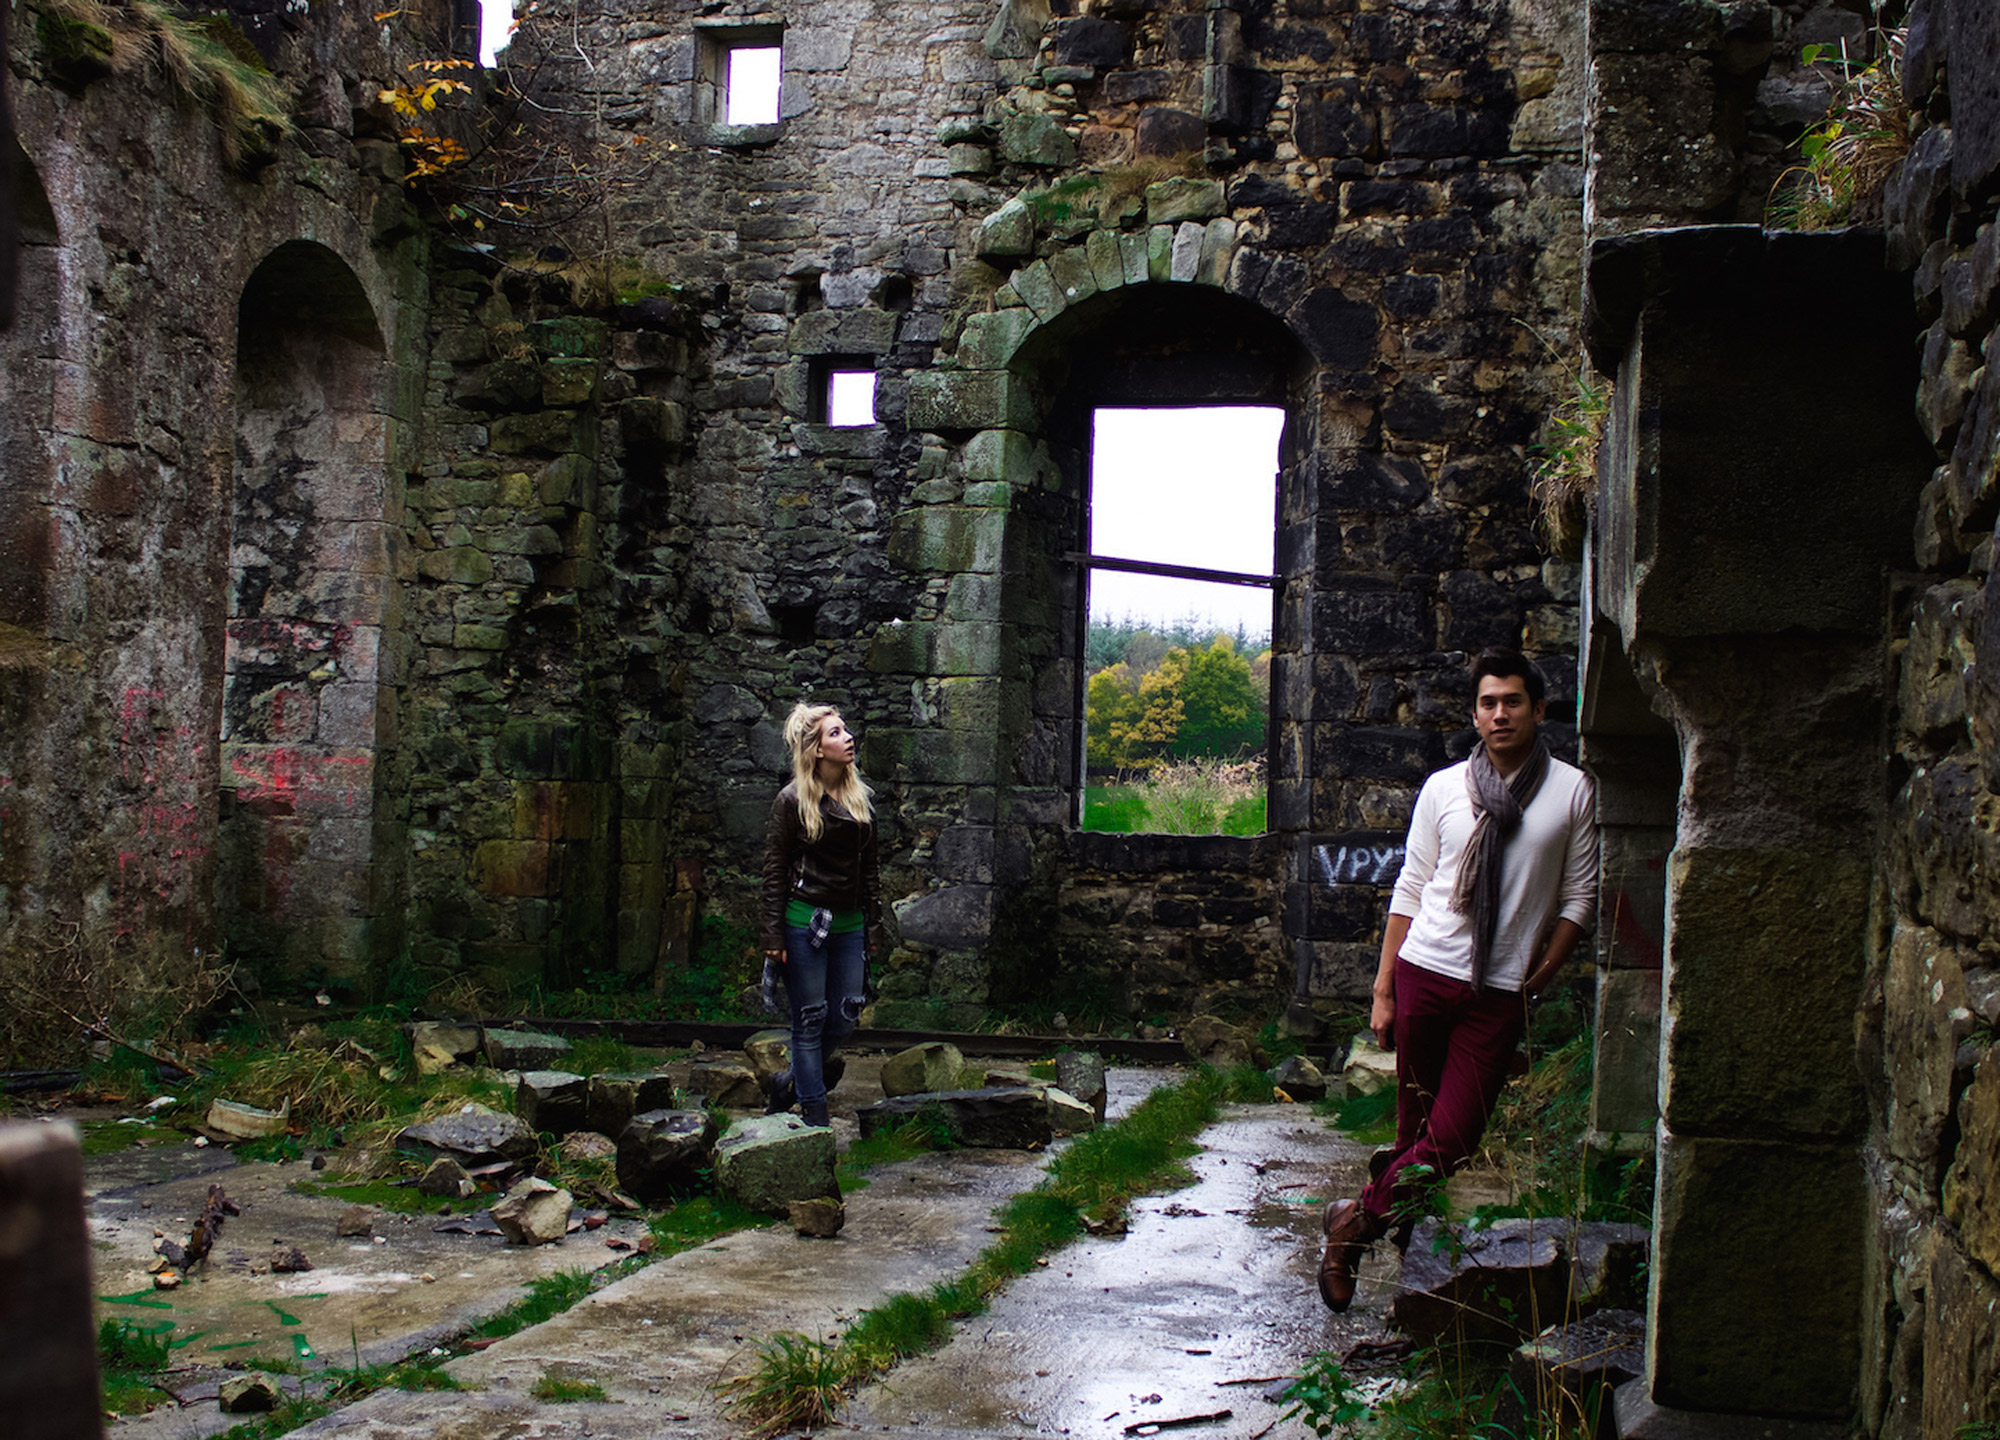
left=1066, top=830, right=1275, bottom=874
left=698, top=123, right=783, bottom=148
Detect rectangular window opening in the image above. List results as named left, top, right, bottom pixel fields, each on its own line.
left=1080, top=406, right=1284, bottom=837
left=724, top=44, right=783, bottom=125
left=826, top=370, right=877, bottom=427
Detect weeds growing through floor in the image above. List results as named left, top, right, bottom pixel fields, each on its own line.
left=1279, top=1351, right=1370, bottom=1437
left=720, top=1066, right=1242, bottom=1433
left=529, top=1373, right=607, bottom=1402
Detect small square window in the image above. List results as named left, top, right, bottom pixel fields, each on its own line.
left=826, top=370, right=877, bottom=427
left=723, top=44, right=782, bottom=125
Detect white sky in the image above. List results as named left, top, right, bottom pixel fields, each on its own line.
left=1089, top=406, right=1284, bottom=639
left=727, top=48, right=784, bottom=124
left=829, top=370, right=877, bottom=426
left=479, top=0, right=512, bottom=65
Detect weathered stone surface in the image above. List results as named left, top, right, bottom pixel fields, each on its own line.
left=1181, top=1014, right=1258, bottom=1069
left=1924, top=1229, right=2000, bottom=1439
left=418, top=1157, right=476, bottom=1199
left=1268, top=1054, right=1327, bottom=1102
left=1393, top=1217, right=1572, bottom=1346
left=1650, top=1130, right=1864, bottom=1416
left=398, top=1105, right=538, bottom=1168
left=1885, top=922, right=1975, bottom=1177
left=615, top=1109, right=721, bottom=1202
left=220, top=1375, right=284, bottom=1414
left=1944, top=1050, right=2000, bottom=1276
left=586, top=1071, right=680, bottom=1138
left=516, top=1070, right=588, bottom=1137
left=0, top=1124, right=99, bottom=1435
left=894, top=885, right=994, bottom=948
left=790, top=1197, right=846, bottom=1237
left=482, top=1028, right=572, bottom=1071
left=689, top=1060, right=762, bottom=1109
left=1043, top=1086, right=1096, bottom=1135
left=409, top=1021, right=482, bottom=1075
left=1342, top=1034, right=1398, bottom=1097
left=1054, top=1050, right=1108, bottom=1121
left=1568, top=1222, right=1650, bottom=1312
left=714, top=1114, right=839, bottom=1216
left=880, top=1041, right=967, bottom=1098
left=558, top=1131, right=616, bottom=1164
left=491, top=1177, right=574, bottom=1245
left=742, top=1030, right=792, bottom=1085
left=856, top=1088, right=1054, bottom=1149
left=1145, top=177, right=1224, bottom=225
left=336, top=1204, right=374, bottom=1238
left=998, top=110, right=1078, bottom=167
left=977, top=197, right=1035, bottom=259
left=1504, top=1309, right=1644, bottom=1440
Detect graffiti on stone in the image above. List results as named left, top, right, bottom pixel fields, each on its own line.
left=1315, top=841, right=1405, bottom=887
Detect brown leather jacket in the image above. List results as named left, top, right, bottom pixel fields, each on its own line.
left=760, top=781, right=882, bottom=949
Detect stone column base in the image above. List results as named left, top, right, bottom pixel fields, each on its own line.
left=1613, top=1381, right=1848, bottom=1439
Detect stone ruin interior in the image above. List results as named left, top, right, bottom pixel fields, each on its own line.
left=3, top=0, right=2000, bottom=1433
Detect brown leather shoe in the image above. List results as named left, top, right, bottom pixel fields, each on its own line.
left=1317, top=1199, right=1383, bottom=1312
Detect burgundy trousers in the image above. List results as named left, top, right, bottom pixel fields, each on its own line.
left=1359, top=957, right=1528, bottom=1226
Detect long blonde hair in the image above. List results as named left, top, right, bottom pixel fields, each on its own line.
left=784, top=701, right=873, bottom=842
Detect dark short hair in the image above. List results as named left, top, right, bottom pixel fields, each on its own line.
left=1469, top=648, right=1545, bottom=705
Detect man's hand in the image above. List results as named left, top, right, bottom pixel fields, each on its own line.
left=1370, top=988, right=1395, bottom=1050
left=1522, top=918, right=1587, bottom=1001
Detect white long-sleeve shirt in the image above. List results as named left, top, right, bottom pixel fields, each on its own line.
left=1388, top=756, right=1599, bottom=993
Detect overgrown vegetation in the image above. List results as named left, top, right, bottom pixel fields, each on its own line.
left=1528, top=366, right=1609, bottom=561
left=1768, top=29, right=1913, bottom=232
left=1086, top=756, right=1267, bottom=836
left=30, top=0, right=288, bottom=167
left=1086, top=633, right=1269, bottom=776
left=720, top=1067, right=1242, bottom=1435
left=530, top=1373, right=607, bottom=1402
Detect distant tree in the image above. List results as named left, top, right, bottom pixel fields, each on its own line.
left=1249, top=648, right=1272, bottom=708
left=1167, top=636, right=1264, bottom=759
left=1124, top=629, right=1168, bottom=680
left=1086, top=664, right=1145, bottom=769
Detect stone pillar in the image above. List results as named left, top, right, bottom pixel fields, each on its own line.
left=0, top=1123, right=101, bottom=1440
left=1583, top=227, right=1932, bottom=1429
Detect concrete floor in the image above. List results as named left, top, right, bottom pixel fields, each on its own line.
left=82, top=1059, right=1407, bottom=1440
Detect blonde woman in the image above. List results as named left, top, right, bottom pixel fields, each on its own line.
left=759, top=701, right=881, bottom=1127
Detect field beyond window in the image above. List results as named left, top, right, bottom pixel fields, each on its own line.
left=1082, top=407, right=1280, bottom=835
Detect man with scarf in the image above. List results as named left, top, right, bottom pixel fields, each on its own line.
left=1316, top=648, right=1599, bottom=1311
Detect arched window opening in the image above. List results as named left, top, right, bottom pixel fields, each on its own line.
left=1081, top=406, right=1283, bottom=835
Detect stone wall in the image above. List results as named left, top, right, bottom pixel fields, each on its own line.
left=1, top=0, right=1600, bottom=1044
left=1868, top=1, right=2000, bottom=1435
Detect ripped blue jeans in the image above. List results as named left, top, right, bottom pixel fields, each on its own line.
left=782, top=923, right=867, bottom=1109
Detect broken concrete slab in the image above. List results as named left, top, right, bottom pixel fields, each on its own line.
left=397, top=1104, right=538, bottom=1168
left=790, top=1197, right=845, bottom=1237
left=1044, top=1086, right=1096, bottom=1136
left=408, top=1021, right=482, bottom=1075
left=219, top=1373, right=283, bottom=1413
left=1343, top=1033, right=1399, bottom=1096
left=857, top=1087, right=1054, bottom=1149
left=713, top=1114, right=838, bottom=1216
left=615, top=1109, right=721, bottom=1202
left=880, top=1041, right=967, bottom=1097
left=1502, top=1307, right=1645, bottom=1439
left=491, top=1178, right=574, bottom=1245
left=1181, top=1015, right=1258, bottom=1069
left=204, top=1097, right=291, bottom=1142
left=516, top=1070, right=588, bottom=1136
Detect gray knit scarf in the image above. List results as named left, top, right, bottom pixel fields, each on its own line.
left=1449, top=735, right=1552, bottom=991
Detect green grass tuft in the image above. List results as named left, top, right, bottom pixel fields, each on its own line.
left=530, top=1374, right=607, bottom=1403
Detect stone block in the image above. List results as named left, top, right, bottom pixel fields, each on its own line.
left=1925, top=1229, right=2000, bottom=1438
left=1182, top=1014, right=1257, bottom=1068
left=418, top=547, right=493, bottom=584
left=689, top=1060, right=762, bottom=1109
left=1169, top=220, right=1204, bottom=281
left=1199, top=217, right=1237, bottom=285
left=615, top=1109, right=720, bottom=1202
left=1048, top=246, right=1098, bottom=308
left=1660, top=847, right=1867, bottom=1141
left=1589, top=966, right=1661, bottom=1138
left=885, top=507, right=1005, bottom=574
left=489, top=410, right=579, bottom=456
left=409, top=1021, right=481, bottom=1075
left=1086, top=228, right=1125, bottom=290
left=856, top=1088, right=1054, bottom=1149
left=894, top=884, right=994, bottom=949
left=906, top=370, right=1035, bottom=433
left=528, top=317, right=609, bottom=358
left=1053, top=15, right=1128, bottom=67
left=1045, top=1087, right=1096, bottom=1134
left=1650, top=1129, right=1864, bottom=1417
left=491, top=1177, right=572, bottom=1245
left=515, top=1070, right=587, bottom=1137
left=541, top=358, right=598, bottom=407
left=1008, top=259, right=1064, bottom=319
left=1944, top=1051, right=2000, bottom=1276
left=1342, top=1033, right=1398, bottom=1096
left=1145, top=177, right=1225, bottom=225
left=483, top=1027, right=573, bottom=1070
left=880, top=1042, right=968, bottom=1098
left=397, top=1104, right=538, bottom=1168
left=956, top=312, right=1036, bottom=371
left=1885, top=921, right=1975, bottom=1176
left=787, top=308, right=898, bottom=356
left=742, top=1030, right=791, bottom=1086
left=0, top=1123, right=100, bottom=1439
left=713, top=1114, right=839, bottom=1216
left=976, top=197, right=1034, bottom=259
left=1394, top=1217, right=1572, bottom=1346
left=999, top=110, right=1078, bottom=167
left=1118, top=232, right=1150, bottom=285
left=1137, top=106, right=1206, bottom=158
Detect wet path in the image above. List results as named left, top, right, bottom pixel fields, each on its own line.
left=95, top=1068, right=1399, bottom=1440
